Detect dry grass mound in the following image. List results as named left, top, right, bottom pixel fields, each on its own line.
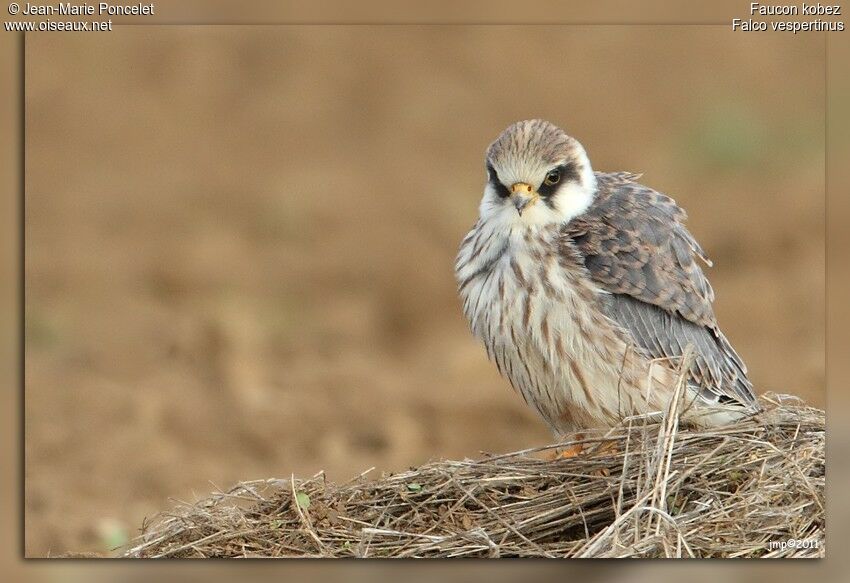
left=124, top=393, right=824, bottom=558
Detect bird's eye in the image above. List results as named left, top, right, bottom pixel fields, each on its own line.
left=544, top=169, right=561, bottom=186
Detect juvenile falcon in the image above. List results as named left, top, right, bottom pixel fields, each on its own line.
left=455, top=119, right=759, bottom=440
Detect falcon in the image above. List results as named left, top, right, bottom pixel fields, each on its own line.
left=455, top=120, right=759, bottom=442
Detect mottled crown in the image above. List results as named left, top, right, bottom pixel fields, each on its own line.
left=486, top=119, right=586, bottom=170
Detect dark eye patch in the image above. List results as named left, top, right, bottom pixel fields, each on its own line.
left=486, top=164, right=510, bottom=198
left=538, top=162, right=580, bottom=198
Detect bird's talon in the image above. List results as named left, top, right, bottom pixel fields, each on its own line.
left=542, top=443, right=584, bottom=460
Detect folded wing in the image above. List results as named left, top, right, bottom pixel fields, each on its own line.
left=563, top=172, right=757, bottom=408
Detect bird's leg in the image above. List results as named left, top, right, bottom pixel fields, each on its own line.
left=540, top=433, right=586, bottom=460
left=556, top=433, right=586, bottom=459
left=542, top=434, right=619, bottom=461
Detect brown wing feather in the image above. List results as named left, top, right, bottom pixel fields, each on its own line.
left=563, top=172, right=757, bottom=408
left=566, top=172, right=716, bottom=328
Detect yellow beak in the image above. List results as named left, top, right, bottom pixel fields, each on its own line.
left=510, top=182, right=537, bottom=215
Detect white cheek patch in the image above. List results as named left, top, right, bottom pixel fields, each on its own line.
left=479, top=181, right=596, bottom=228
left=551, top=180, right=594, bottom=222
left=478, top=184, right=509, bottom=218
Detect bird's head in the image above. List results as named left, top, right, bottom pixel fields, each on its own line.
left=481, top=119, right=597, bottom=228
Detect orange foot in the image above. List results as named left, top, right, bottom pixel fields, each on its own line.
left=542, top=437, right=618, bottom=477
left=541, top=433, right=586, bottom=460
left=554, top=443, right=585, bottom=459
